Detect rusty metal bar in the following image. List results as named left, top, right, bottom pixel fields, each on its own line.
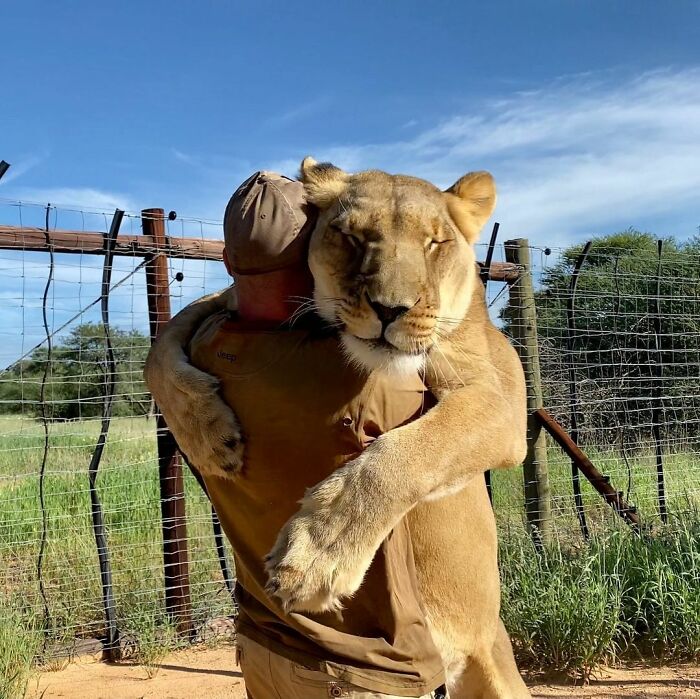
left=0, top=224, right=521, bottom=282
left=479, top=222, right=502, bottom=506
left=480, top=221, right=501, bottom=285
left=89, top=209, right=123, bottom=660
left=143, top=208, right=194, bottom=639
left=534, top=408, right=641, bottom=529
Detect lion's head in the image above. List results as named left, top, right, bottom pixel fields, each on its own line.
left=300, top=157, right=496, bottom=373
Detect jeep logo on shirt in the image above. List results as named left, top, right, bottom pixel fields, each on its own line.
left=217, top=350, right=237, bottom=363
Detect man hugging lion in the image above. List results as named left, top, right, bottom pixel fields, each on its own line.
left=145, top=161, right=530, bottom=699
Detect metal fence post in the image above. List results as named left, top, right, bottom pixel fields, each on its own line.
left=504, top=238, right=552, bottom=546
left=143, top=207, right=194, bottom=638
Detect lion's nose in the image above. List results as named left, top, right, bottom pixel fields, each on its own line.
left=368, top=299, right=410, bottom=326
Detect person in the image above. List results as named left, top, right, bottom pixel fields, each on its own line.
left=165, top=171, right=446, bottom=698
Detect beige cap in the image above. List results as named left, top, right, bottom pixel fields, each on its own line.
left=223, top=171, right=314, bottom=275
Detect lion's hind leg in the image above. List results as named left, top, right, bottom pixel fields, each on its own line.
left=447, top=621, right=530, bottom=699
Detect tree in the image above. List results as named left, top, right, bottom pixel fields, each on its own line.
left=0, top=323, right=151, bottom=420
left=502, top=230, right=700, bottom=448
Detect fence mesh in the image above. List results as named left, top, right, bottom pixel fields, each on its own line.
left=0, top=201, right=232, bottom=664
left=492, top=240, right=700, bottom=540
left=1, top=203, right=699, bottom=669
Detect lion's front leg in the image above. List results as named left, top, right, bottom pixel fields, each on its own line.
left=144, top=286, right=245, bottom=478
left=264, top=436, right=409, bottom=613
left=265, top=383, right=526, bottom=613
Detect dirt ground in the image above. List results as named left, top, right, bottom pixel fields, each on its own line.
left=25, top=646, right=700, bottom=699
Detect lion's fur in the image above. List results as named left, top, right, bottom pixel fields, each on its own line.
left=144, top=160, right=530, bottom=698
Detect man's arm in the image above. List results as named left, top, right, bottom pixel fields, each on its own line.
left=143, top=286, right=246, bottom=478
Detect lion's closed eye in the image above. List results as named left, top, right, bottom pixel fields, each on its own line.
left=425, top=237, right=454, bottom=252
left=330, top=222, right=362, bottom=249
left=344, top=233, right=362, bottom=249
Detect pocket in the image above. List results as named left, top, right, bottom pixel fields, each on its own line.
left=290, top=664, right=384, bottom=697
left=290, top=662, right=338, bottom=687
left=235, top=636, right=246, bottom=668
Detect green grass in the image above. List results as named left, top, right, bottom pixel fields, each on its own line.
left=491, top=437, right=700, bottom=675
left=1, top=415, right=699, bottom=695
left=0, top=601, right=41, bottom=699
left=500, top=513, right=700, bottom=677
left=491, top=442, right=700, bottom=535
left=0, top=414, right=234, bottom=698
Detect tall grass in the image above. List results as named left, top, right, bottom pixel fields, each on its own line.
left=0, top=415, right=234, bottom=698
left=0, top=601, right=41, bottom=699
left=500, top=512, right=700, bottom=676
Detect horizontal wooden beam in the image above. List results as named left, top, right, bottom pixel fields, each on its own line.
left=479, top=261, right=521, bottom=284
left=0, top=224, right=522, bottom=282
left=0, top=225, right=225, bottom=261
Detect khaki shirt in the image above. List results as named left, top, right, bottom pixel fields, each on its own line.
left=189, top=311, right=445, bottom=697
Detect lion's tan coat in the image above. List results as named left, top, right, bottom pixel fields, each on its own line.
left=144, top=161, right=530, bottom=698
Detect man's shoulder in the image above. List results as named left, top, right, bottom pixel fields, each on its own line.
left=189, top=313, right=429, bottom=403
left=188, top=311, right=341, bottom=375
left=188, top=309, right=232, bottom=355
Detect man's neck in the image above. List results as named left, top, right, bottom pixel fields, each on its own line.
left=234, top=267, right=314, bottom=325
left=237, top=298, right=296, bottom=325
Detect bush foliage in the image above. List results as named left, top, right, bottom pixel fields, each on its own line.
left=0, top=323, right=150, bottom=420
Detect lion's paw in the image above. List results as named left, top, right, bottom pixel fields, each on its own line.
left=159, top=381, right=245, bottom=479
left=181, top=394, right=245, bottom=479
left=263, top=473, right=377, bottom=613
left=264, top=525, right=368, bottom=614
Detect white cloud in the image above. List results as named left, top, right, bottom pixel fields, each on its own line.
left=4, top=187, right=136, bottom=213
left=0, top=153, right=47, bottom=185
left=263, top=96, right=331, bottom=128
left=267, top=68, right=700, bottom=247
left=9, top=69, right=697, bottom=250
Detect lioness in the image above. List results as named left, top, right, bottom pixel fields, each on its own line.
left=144, top=159, right=530, bottom=698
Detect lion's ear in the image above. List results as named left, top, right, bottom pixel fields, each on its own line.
left=299, top=156, right=349, bottom=209
left=443, top=171, right=496, bottom=243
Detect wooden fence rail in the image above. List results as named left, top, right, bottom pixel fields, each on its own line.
left=0, top=223, right=522, bottom=282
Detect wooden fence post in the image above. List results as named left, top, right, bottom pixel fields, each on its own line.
left=143, top=207, right=194, bottom=638
left=504, top=238, right=552, bottom=546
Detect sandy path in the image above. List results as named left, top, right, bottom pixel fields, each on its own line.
left=26, top=647, right=245, bottom=699
left=25, top=646, right=700, bottom=699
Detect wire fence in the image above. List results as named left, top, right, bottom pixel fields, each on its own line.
left=1, top=199, right=699, bottom=669
left=491, top=239, right=700, bottom=542
left=0, top=200, right=233, bottom=665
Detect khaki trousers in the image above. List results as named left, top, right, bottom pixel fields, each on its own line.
left=237, top=635, right=437, bottom=699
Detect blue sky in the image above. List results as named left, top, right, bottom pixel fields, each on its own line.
left=1, top=1, right=700, bottom=364
left=3, top=1, right=700, bottom=240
